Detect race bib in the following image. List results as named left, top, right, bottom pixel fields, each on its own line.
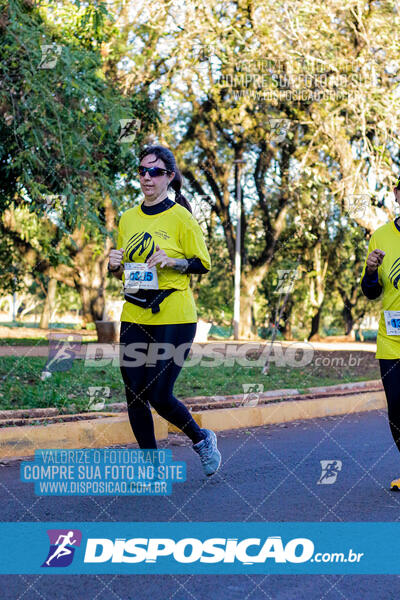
left=124, top=262, right=159, bottom=292
left=384, top=310, right=400, bottom=336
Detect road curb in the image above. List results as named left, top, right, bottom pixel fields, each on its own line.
left=168, top=389, right=387, bottom=433
left=0, top=411, right=168, bottom=459
left=0, top=381, right=383, bottom=420
left=80, top=380, right=385, bottom=414
left=0, top=382, right=386, bottom=459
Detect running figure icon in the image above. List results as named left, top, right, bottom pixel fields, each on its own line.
left=317, top=460, right=342, bottom=485
left=45, top=531, right=77, bottom=566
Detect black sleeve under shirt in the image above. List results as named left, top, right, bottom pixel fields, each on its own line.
left=140, top=198, right=210, bottom=274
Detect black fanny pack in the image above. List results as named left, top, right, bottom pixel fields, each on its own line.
left=124, top=289, right=178, bottom=314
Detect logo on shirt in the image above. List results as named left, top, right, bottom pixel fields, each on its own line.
left=389, top=258, right=400, bottom=289
left=154, top=229, right=170, bottom=240
left=126, top=232, right=155, bottom=261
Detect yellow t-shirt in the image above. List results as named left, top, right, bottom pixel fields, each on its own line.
left=360, top=220, right=400, bottom=359
left=116, top=201, right=211, bottom=325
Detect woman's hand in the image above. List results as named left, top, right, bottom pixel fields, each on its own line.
left=146, top=244, right=174, bottom=269
left=108, top=247, right=124, bottom=270
left=366, top=249, right=385, bottom=274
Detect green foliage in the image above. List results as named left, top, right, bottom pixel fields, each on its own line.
left=0, top=0, right=158, bottom=235
left=2, top=0, right=398, bottom=335
left=196, top=236, right=233, bottom=323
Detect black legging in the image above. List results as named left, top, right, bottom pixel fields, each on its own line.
left=379, top=358, right=400, bottom=453
left=119, top=320, right=205, bottom=449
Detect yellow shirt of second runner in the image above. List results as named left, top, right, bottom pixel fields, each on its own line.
left=360, top=220, right=400, bottom=359
left=117, top=202, right=211, bottom=325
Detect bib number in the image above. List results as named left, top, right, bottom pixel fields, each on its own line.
left=124, top=262, right=159, bottom=292
left=384, top=311, right=400, bottom=336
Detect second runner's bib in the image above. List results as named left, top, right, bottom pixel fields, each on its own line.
left=384, top=310, right=400, bottom=335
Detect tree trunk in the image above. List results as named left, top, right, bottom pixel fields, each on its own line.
left=39, top=277, right=57, bottom=329
left=73, top=194, right=116, bottom=326
left=342, top=301, right=354, bottom=337
left=4, top=295, right=13, bottom=321
left=309, top=307, right=322, bottom=341
left=354, top=322, right=364, bottom=342
left=239, top=264, right=269, bottom=339
left=281, top=319, right=293, bottom=340
left=307, top=240, right=328, bottom=341
left=77, top=283, right=105, bottom=327
left=337, top=284, right=365, bottom=341
left=281, top=298, right=294, bottom=340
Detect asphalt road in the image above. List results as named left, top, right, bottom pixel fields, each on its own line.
left=2, top=409, right=400, bottom=599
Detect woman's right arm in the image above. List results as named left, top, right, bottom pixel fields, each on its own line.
left=361, top=269, right=382, bottom=299
left=361, top=248, right=385, bottom=300
left=108, top=248, right=125, bottom=280
left=109, top=218, right=125, bottom=280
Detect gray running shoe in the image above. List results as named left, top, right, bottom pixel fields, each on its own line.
left=192, top=429, right=221, bottom=476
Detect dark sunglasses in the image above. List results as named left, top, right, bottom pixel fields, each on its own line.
left=138, top=166, right=172, bottom=177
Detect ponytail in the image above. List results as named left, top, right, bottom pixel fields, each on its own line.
left=139, top=145, right=193, bottom=214
left=169, top=172, right=193, bottom=214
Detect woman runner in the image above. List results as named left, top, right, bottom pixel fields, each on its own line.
left=108, top=145, right=221, bottom=477
left=361, top=177, right=400, bottom=490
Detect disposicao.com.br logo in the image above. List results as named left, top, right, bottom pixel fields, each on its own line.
left=82, top=536, right=363, bottom=565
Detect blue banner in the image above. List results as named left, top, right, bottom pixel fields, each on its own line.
left=0, top=522, right=398, bottom=574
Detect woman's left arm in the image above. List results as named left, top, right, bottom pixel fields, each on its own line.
left=168, top=257, right=209, bottom=274
left=146, top=246, right=189, bottom=272
left=146, top=215, right=211, bottom=274
left=177, top=214, right=211, bottom=274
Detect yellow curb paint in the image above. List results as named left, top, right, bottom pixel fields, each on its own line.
left=0, top=411, right=168, bottom=459
left=1, top=391, right=386, bottom=458
left=0, top=412, right=118, bottom=426
left=168, top=391, right=387, bottom=432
